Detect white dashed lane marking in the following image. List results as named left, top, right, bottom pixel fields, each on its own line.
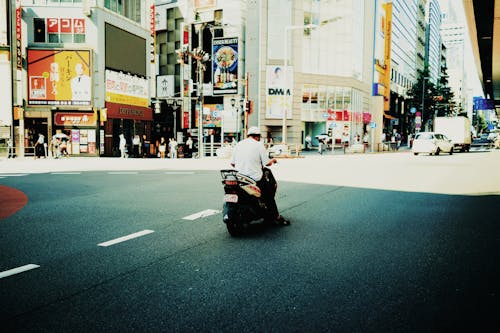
left=98, top=230, right=155, bottom=247
left=182, top=209, right=221, bottom=220
left=0, top=264, right=40, bottom=279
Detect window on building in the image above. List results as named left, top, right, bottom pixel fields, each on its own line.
left=105, top=0, right=140, bottom=23
left=34, top=18, right=46, bottom=43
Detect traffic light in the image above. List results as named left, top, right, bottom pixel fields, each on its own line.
left=176, top=49, right=185, bottom=65
left=245, top=100, right=253, bottom=114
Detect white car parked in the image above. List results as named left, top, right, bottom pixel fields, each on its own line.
left=412, top=132, right=454, bottom=155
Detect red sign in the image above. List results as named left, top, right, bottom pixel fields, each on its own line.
left=183, top=112, right=190, bottom=129
left=105, top=102, right=153, bottom=121
left=363, top=112, right=372, bottom=124
left=47, top=18, right=85, bottom=34
left=60, top=18, right=72, bottom=33
left=54, top=112, right=96, bottom=126
left=73, top=19, right=85, bottom=33
left=149, top=5, right=155, bottom=35
left=15, top=0, right=22, bottom=69
left=47, top=18, right=59, bottom=33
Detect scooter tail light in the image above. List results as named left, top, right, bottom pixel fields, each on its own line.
left=224, top=180, right=238, bottom=186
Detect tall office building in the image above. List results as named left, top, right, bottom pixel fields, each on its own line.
left=387, top=0, right=426, bottom=135
left=425, top=0, right=442, bottom=85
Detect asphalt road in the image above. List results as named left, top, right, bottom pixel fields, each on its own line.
left=0, top=151, right=499, bottom=332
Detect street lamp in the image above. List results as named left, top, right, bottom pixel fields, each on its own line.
left=281, top=18, right=341, bottom=144
left=193, top=21, right=209, bottom=158
left=421, top=76, right=430, bottom=131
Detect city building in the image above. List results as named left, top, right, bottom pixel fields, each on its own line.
left=153, top=0, right=246, bottom=154
left=8, top=0, right=153, bottom=157
left=386, top=0, right=426, bottom=136
left=247, top=0, right=376, bottom=148
left=425, top=0, right=442, bottom=85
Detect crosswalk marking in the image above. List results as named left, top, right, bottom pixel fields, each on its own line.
left=98, top=230, right=154, bottom=247
left=0, top=264, right=40, bottom=279
left=182, top=209, right=220, bottom=221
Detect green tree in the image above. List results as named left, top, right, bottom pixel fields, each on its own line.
left=408, top=67, right=437, bottom=129
left=434, top=65, right=455, bottom=116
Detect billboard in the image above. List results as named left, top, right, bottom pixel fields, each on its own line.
left=27, top=49, right=92, bottom=106
left=266, top=65, right=293, bottom=119
left=212, top=37, right=238, bottom=95
left=105, top=69, right=149, bottom=107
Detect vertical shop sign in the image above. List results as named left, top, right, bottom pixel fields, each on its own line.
left=15, top=0, right=22, bottom=69
left=150, top=4, right=155, bottom=63
left=212, top=37, right=238, bottom=95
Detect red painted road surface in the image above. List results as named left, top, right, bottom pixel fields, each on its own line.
left=0, top=185, right=28, bottom=220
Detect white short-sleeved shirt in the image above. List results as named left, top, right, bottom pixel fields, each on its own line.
left=231, top=137, right=271, bottom=181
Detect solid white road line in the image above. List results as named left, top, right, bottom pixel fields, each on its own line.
left=98, top=229, right=154, bottom=247
left=182, top=209, right=221, bottom=220
left=108, top=171, right=138, bottom=175
left=0, top=174, right=28, bottom=177
left=0, top=264, right=40, bottom=279
left=51, top=172, right=82, bottom=175
left=164, top=171, right=195, bottom=175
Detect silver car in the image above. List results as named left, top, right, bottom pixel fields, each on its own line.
left=412, top=132, right=454, bottom=155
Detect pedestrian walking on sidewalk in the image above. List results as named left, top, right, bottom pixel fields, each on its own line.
left=119, top=134, right=127, bottom=158
left=169, top=137, right=178, bottom=159
left=34, top=133, right=46, bottom=159
left=7, top=138, right=14, bottom=158
left=159, top=137, right=167, bottom=159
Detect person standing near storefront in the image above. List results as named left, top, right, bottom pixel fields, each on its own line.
left=142, top=134, right=150, bottom=158
left=7, top=138, right=14, bottom=158
left=34, top=133, right=45, bottom=159
left=132, top=134, right=141, bottom=158
left=119, top=134, right=127, bottom=158
left=169, top=137, right=178, bottom=159
left=159, top=137, right=167, bottom=159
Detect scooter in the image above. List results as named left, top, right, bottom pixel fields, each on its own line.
left=220, top=168, right=277, bottom=236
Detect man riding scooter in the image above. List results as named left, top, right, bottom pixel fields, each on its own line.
left=230, top=126, right=290, bottom=226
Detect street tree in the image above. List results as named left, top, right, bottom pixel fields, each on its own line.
left=434, top=65, right=455, bottom=116
left=408, top=67, right=437, bottom=129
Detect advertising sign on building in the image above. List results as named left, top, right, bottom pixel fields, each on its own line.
left=105, top=69, right=149, bottom=107
left=15, top=0, right=22, bottom=69
left=266, top=65, right=293, bottom=119
left=212, top=37, right=238, bottom=95
left=27, top=49, right=92, bottom=106
left=53, top=112, right=96, bottom=126
left=156, top=75, right=175, bottom=98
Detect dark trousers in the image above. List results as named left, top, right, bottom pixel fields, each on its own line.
left=257, top=168, right=279, bottom=219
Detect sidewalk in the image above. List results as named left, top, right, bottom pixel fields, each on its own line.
left=0, top=145, right=412, bottom=175
left=0, top=156, right=232, bottom=174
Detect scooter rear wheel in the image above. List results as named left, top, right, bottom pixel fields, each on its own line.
left=227, top=222, right=245, bottom=237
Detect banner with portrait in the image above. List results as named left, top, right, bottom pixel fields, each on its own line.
left=27, top=49, right=92, bottom=106
left=266, top=65, right=293, bottom=119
